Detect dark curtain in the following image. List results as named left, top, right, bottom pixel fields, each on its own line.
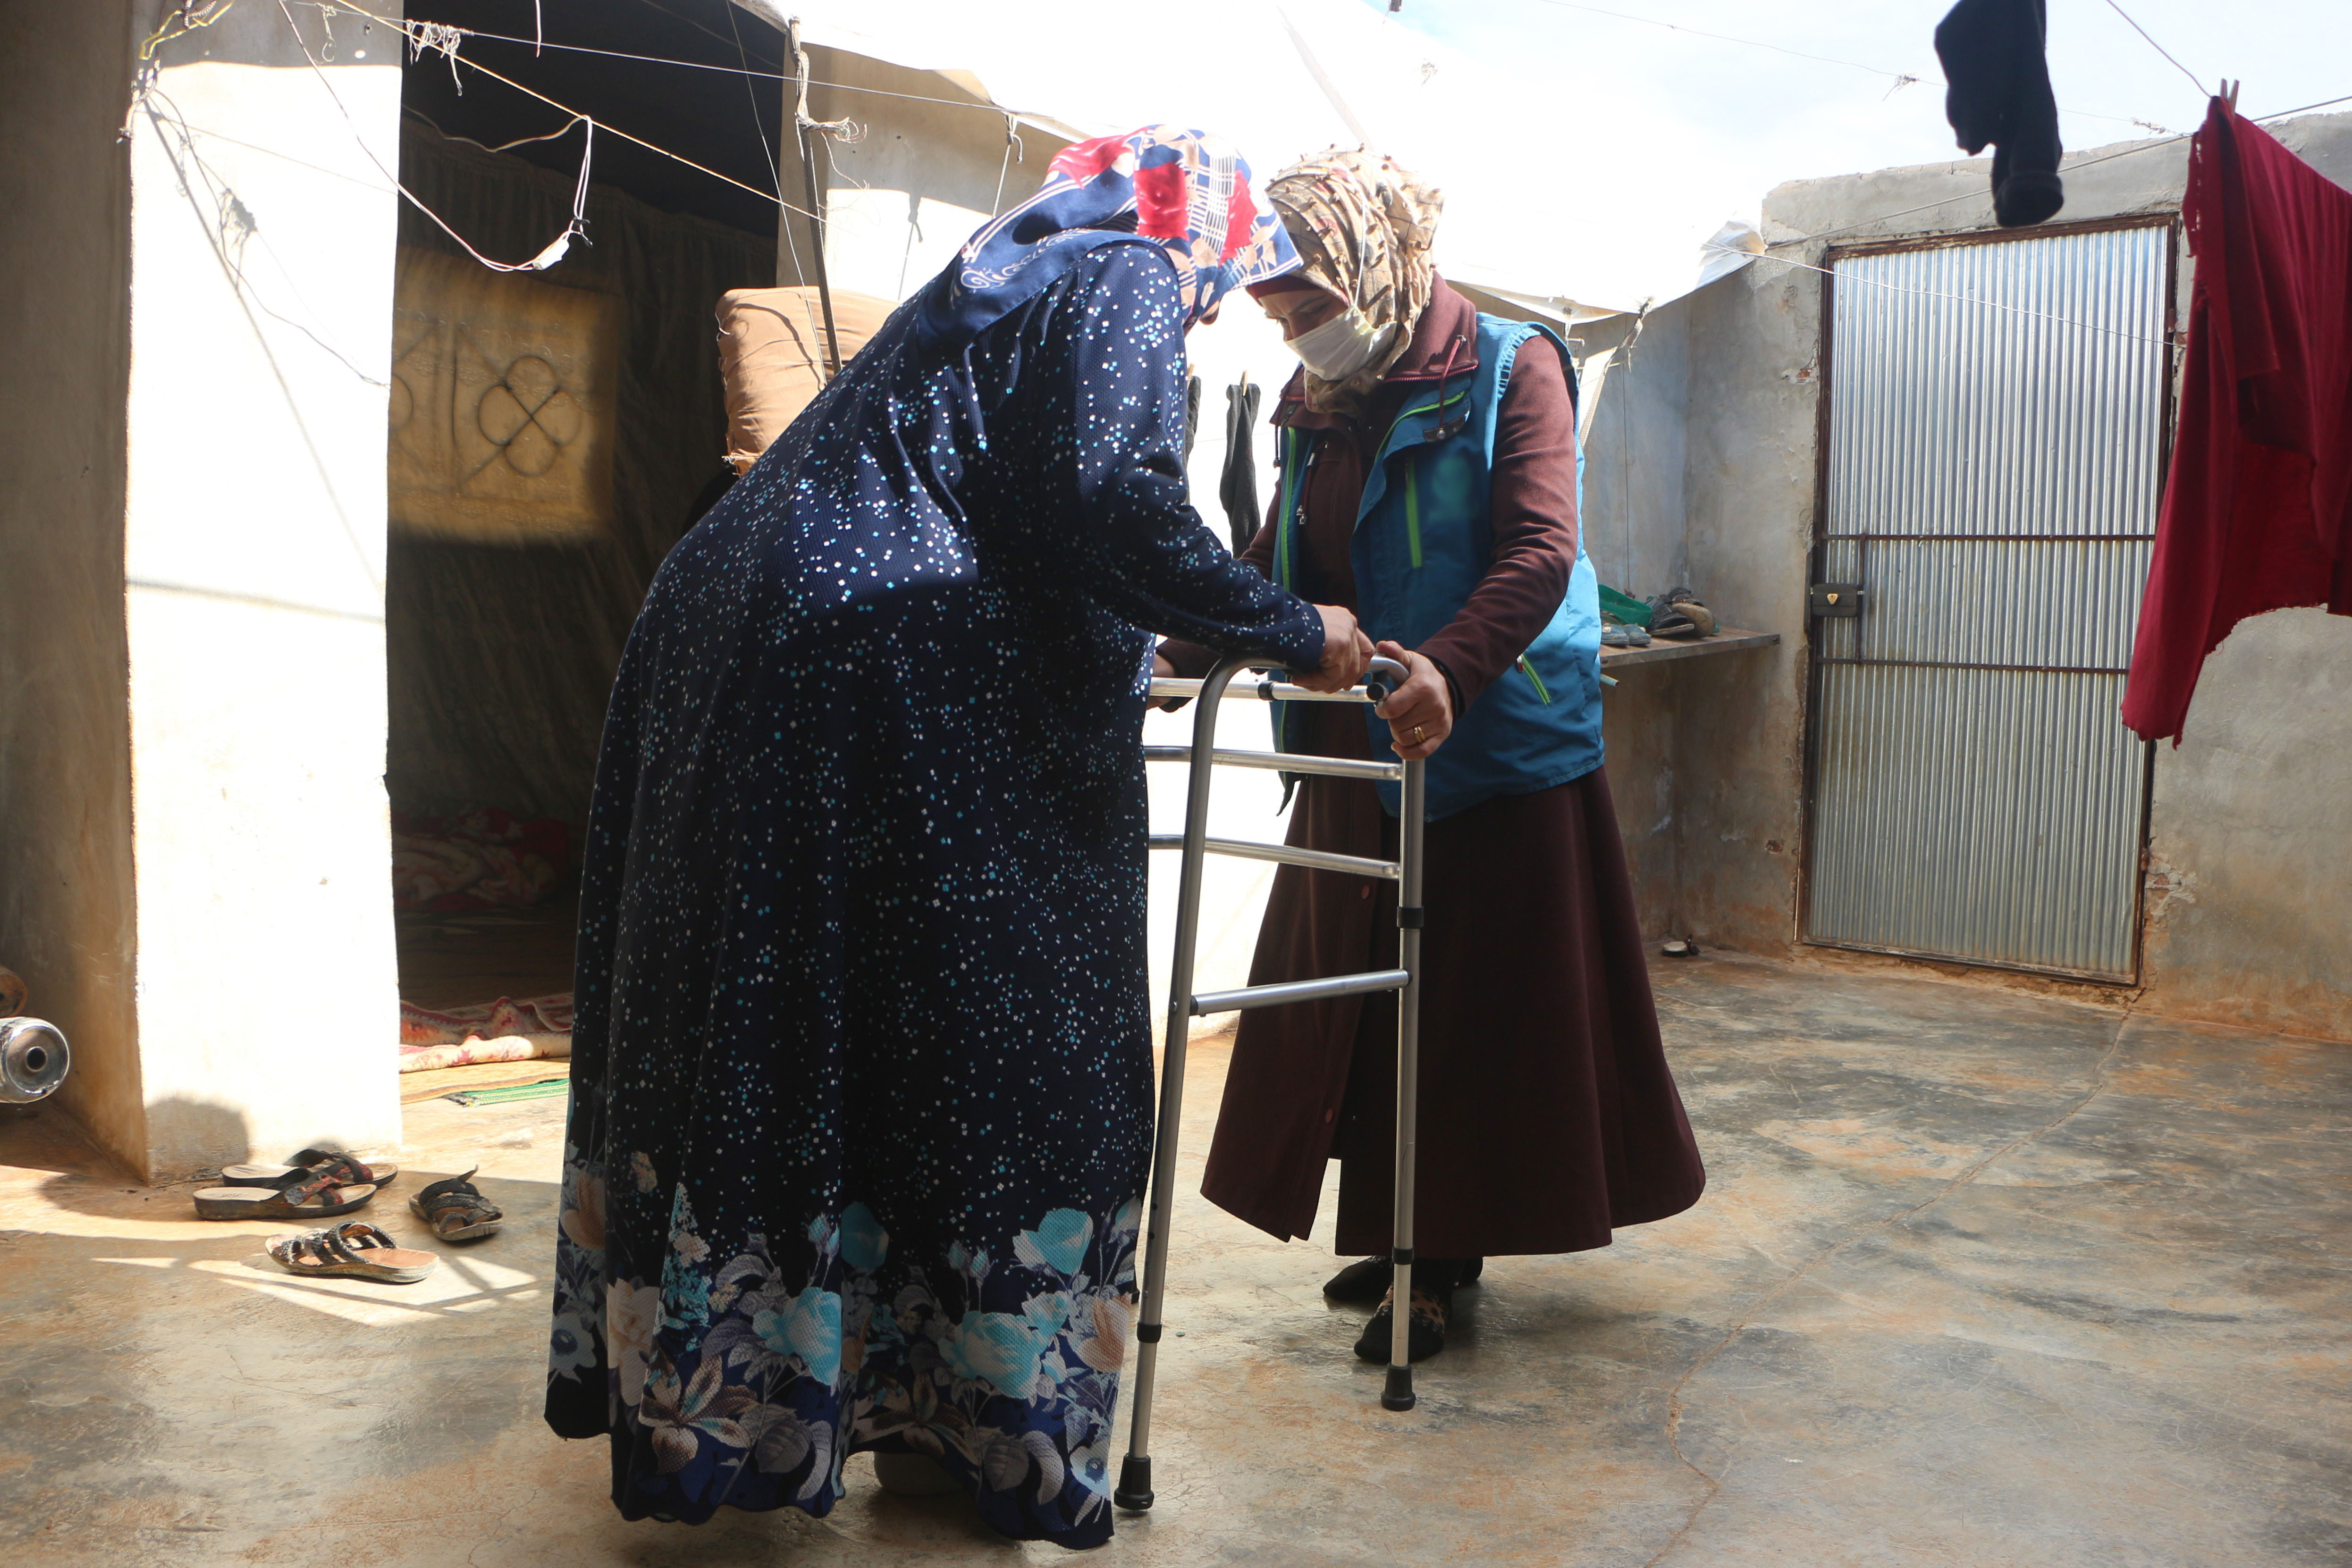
left=387, top=119, right=776, bottom=832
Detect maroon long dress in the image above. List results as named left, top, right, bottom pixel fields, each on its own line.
left=1162, top=282, right=1705, bottom=1258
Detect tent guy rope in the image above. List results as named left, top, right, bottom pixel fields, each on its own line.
left=272, top=0, right=590, bottom=271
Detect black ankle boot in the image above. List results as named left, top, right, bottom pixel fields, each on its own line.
left=1326, top=1253, right=1480, bottom=1306
left=1353, top=1277, right=1452, bottom=1363
left=1323, top=1255, right=1390, bottom=1304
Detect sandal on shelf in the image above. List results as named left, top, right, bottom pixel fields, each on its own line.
left=221, top=1148, right=397, bottom=1189
left=193, top=1171, right=377, bottom=1221
left=409, top=1168, right=503, bottom=1241
left=265, top=1221, right=438, bottom=1283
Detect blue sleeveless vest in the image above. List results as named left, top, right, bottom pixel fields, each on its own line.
left=1272, top=313, right=1602, bottom=821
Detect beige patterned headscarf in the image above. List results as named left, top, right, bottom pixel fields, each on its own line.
left=1265, top=148, right=1444, bottom=415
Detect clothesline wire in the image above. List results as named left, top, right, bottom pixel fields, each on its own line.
left=451, top=50, right=825, bottom=221
left=347, top=13, right=1032, bottom=116
left=624, top=0, right=754, bottom=59
left=138, top=81, right=393, bottom=386
left=2100, top=0, right=2210, bottom=99
left=1775, top=91, right=2352, bottom=249
left=304, top=0, right=829, bottom=224
left=725, top=0, right=785, bottom=202
left=354, top=8, right=2175, bottom=137
left=189, top=2, right=2352, bottom=311
left=1717, top=245, right=2177, bottom=351
left=273, top=0, right=587, bottom=272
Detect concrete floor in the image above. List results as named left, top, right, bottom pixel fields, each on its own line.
left=3, top=956, right=2346, bottom=1566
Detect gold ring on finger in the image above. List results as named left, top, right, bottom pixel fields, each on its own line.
left=1413, top=724, right=1426, bottom=745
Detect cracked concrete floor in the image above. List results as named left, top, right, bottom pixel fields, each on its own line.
left=2, top=956, right=2347, bottom=1566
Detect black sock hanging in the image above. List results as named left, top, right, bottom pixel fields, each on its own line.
left=1934, top=0, right=2066, bottom=227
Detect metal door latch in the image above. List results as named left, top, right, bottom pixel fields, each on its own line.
left=1809, top=582, right=1864, bottom=618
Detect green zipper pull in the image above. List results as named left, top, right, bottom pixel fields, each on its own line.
left=1519, top=654, right=1552, bottom=704
left=1403, top=455, right=1423, bottom=570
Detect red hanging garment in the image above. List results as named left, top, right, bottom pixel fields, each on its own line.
left=2122, top=100, right=2352, bottom=743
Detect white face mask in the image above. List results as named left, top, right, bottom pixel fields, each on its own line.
left=1289, top=308, right=1394, bottom=381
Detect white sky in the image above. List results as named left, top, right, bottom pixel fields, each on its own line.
left=777, top=0, right=2352, bottom=311
left=1367, top=0, right=2352, bottom=306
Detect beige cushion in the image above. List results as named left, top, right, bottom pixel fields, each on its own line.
left=716, top=286, right=895, bottom=472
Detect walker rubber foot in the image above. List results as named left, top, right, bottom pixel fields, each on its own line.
left=1382, top=1365, right=1416, bottom=1411
left=1113, top=1454, right=1154, bottom=1511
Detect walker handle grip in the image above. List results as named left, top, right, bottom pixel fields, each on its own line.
left=1362, top=655, right=1408, bottom=705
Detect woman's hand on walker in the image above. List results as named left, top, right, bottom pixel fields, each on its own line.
left=1148, top=649, right=1188, bottom=710
left=1293, top=605, right=1374, bottom=693
left=1373, top=641, right=1452, bottom=759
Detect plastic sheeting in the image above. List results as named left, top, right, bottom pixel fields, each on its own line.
left=387, top=121, right=775, bottom=833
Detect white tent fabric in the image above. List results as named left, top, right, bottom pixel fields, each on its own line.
left=739, top=0, right=1644, bottom=314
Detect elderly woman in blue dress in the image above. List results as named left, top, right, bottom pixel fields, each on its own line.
left=542, top=127, right=1368, bottom=1549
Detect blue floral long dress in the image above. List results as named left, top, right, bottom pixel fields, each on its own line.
left=543, top=241, right=1322, bottom=1549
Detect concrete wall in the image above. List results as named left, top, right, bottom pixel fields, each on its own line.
left=1585, top=112, right=2352, bottom=1040
left=113, top=0, right=406, bottom=1175
left=1581, top=306, right=1693, bottom=940
left=0, top=1, right=143, bottom=1170
left=2141, top=609, right=2352, bottom=1037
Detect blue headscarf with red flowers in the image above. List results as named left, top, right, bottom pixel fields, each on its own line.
left=916, top=125, right=1300, bottom=349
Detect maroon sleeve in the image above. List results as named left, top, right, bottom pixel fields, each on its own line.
left=1157, top=493, right=1284, bottom=679
left=1417, top=335, right=1578, bottom=711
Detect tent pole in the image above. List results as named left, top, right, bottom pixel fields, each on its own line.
left=785, top=17, right=843, bottom=377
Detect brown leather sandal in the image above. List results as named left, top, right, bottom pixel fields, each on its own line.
left=222, top=1148, right=398, bottom=1189
left=409, top=1168, right=503, bottom=1241
left=266, top=1221, right=437, bottom=1283
left=193, top=1169, right=377, bottom=1221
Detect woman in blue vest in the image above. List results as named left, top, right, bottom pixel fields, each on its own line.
left=1158, top=150, right=1706, bottom=1362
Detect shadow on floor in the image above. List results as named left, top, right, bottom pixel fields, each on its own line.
left=0, top=956, right=2345, bottom=1567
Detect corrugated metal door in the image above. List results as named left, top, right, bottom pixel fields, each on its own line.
left=1804, top=222, right=2170, bottom=981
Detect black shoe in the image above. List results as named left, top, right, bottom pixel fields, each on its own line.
left=1353, top=1282, right=1452, bottom=1363
left=1324, top=1254, right=1482, bottom=1305
left=1323, top=1255, right=1391, bottom=1305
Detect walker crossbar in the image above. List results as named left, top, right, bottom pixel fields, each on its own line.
left=1116, top=654, right=1427, bottom=1516
left=1145, top=834, right=1403, bottom=880
left=1144, top=674, right=1391, bottom=705
left=1141, top=745, right=1403, bottom=782
left=1192, top=968, right=1410, bottom=1015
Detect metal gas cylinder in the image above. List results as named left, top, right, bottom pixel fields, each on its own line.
left=0, top=1017, right=70, bottom=1104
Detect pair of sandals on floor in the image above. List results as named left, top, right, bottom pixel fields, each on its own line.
left=194, top=1149, right=503, bottom=1285
left=1325, top=1252, right=1484, bottom=1363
